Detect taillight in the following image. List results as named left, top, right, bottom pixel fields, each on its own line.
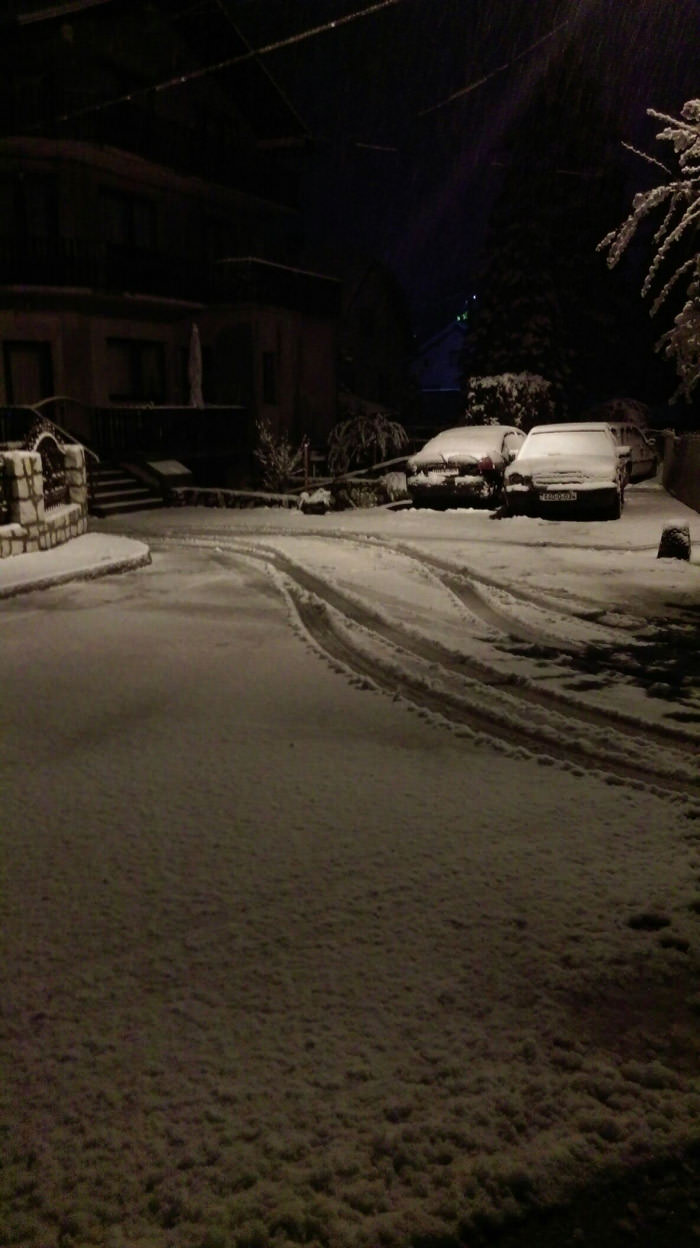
left=477, top=456, right=494, bottom=473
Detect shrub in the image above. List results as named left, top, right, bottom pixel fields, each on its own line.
left=254, top=417, right=304, bottom=491
left=464, top=372, right=557, bottom=431
left=327, top=407, right=408, bottom=476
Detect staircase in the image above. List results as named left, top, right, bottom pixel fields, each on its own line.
left=89, top=462, right=164, bottom=517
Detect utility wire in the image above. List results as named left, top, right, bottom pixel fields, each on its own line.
left=306, top=18, right=572, bottom=155
left=417, top=18, right=571, bottom=116
left=27, top=0, right=406, bottom=130
left=213, top=0, right=311, bottom=138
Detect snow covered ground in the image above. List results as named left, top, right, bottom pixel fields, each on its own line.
left=1, top=481, right=699, bottom=1248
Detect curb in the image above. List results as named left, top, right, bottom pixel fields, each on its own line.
left=0, top=548, right=152, bottom=600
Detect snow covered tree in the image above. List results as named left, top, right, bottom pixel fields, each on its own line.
left=465, top=372, right=556, bottom=431
left=599, top=99, right=700, bottom=401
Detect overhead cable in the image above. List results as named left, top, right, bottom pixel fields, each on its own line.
left=28, top=0, right=406, bottom=130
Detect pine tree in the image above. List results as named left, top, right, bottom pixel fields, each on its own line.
left=466, top=49, right=639, bottom=411
left=599, top=99, right=700, bottom=402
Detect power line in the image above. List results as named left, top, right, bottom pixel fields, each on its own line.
left=417, top=18, right=571, bottom=117
left=212, top=0, right=311, bottom=138
left=27, top=0, right=406, bottom=131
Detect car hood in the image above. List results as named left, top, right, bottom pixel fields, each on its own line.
left=507, top=453, right=616, bottom=480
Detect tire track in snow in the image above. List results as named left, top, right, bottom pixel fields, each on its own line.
left=208, top=536, right=698, bottom=752
left=368, top=536, right=646, bottom=642
left=280, top=581, right=699, bottom=802
left=170, top=535, right=700, bottom=802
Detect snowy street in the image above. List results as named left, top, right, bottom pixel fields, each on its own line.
left=2, top=482, right=700, bottom=1248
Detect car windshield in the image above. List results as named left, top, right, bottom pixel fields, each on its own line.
left=525, top=429, right=613, bottom=457
left=419, top=430, right=501, bottom=458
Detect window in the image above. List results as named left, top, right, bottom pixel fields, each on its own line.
left=107, top=339, right=165, bottom=402
left=203, top=217, right=235, bottom=264
left=99, top=189, right=156, bottom=250
left=502, top=431, right=524, bottom=457
left=0, top=175, right=58, bottom=240
left=3, top=340, right=53, bottom=403
left=262, top=351, right=277, bottom=405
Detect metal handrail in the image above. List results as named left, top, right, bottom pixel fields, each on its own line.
left=32, top=398, right=101, bottom=464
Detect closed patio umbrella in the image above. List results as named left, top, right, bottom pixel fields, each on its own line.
left=188, top=322, right=204, bottom=408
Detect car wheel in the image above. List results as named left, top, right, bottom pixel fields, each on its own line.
left=602, top=493, right=622, bottom=520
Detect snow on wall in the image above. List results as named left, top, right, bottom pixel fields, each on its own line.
left=0, top=444, right=88, bottom=557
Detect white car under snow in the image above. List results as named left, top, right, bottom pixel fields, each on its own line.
left=503, top=422, right=629, bottom=520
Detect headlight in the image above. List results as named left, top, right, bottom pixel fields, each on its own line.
left=506, top=472, right=531, bottom=486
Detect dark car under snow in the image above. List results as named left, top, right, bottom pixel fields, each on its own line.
left=405, top=425, right=526, bottom=509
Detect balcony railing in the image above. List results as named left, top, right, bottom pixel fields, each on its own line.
left=89, top=404, right=249, bottom=461
left=3, top=102, right=299, bottom=207
left=1, top=401, right=249, bottom=464
left=0, top=239, right=341, bottom=315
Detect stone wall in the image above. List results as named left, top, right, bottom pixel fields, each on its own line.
left=662, top=433, right=700, bottom=515
left=0, top=444, right=88, bottom=557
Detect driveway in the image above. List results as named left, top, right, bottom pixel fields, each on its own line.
left=1, top=490, right=699, bottom=1248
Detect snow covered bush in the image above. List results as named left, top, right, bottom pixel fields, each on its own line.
left=327, top=404, right=408, bottom=476
left=464, top=372, right=557, bottom=431
left=599, top=98, right=700, bottom=401
left=253, top=417, right=304, bottom=491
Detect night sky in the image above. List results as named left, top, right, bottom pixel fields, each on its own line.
left=232, top=0, right=700, bottom=339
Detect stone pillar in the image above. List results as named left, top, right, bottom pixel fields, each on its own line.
left=64, top=444, right=88, bottom=515
left=4, top=451, right=45, bottom=533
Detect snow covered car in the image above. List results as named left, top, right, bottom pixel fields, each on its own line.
left=503, top=422, right=628, bottom=520
left=405, top=425, right=526, bottom=509
left=606, top=421, right=658, bottom=483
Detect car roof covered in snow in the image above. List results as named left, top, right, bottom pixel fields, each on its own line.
left=527, top=422, right=614, bottom=435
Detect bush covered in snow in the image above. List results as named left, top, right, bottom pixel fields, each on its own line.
left=327, top=401, right=408, bottom=476
left=464, top=372, right=557, bottom=431
left=254, top=416, right=305, bottom=491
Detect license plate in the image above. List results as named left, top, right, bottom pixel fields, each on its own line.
left=540, top=490, right=577, bottom=502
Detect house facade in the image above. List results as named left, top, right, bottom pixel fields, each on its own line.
left=0, top=0, right=339, bottom=483
left=413, top=321, right=468, bottom=431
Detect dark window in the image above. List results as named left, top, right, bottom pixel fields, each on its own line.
left=107, top=339, right=165, bottom=402
left=99, top=189, right=156, bottom=250
left=0, top=174, right=58, bottom=240
left=3, top=340, right=53, bottom=403
left=204, top=217, right=235, bottom=264
left=262, top=351, right=277, bottom=405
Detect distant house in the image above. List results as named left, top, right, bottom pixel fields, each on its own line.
left=335, top=257, right=415, bottom=418
left=0, top=0, right=340, bottom=485
left=413, top=321, right=468, bottom=430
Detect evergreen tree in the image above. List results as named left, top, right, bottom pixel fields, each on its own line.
left=465, top=49, right=643, bottom=411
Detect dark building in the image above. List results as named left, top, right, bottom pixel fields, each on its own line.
left=0, top=0, right=340, bottom=485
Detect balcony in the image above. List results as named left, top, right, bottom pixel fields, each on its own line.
left=1, top=401, right=249, bottom=464
left=0, top=238, right=340, bottom=315
left=2, top=100, right=300, bottom=208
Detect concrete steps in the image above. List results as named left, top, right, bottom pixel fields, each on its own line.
left=89, top=464, right=164, bottom=517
